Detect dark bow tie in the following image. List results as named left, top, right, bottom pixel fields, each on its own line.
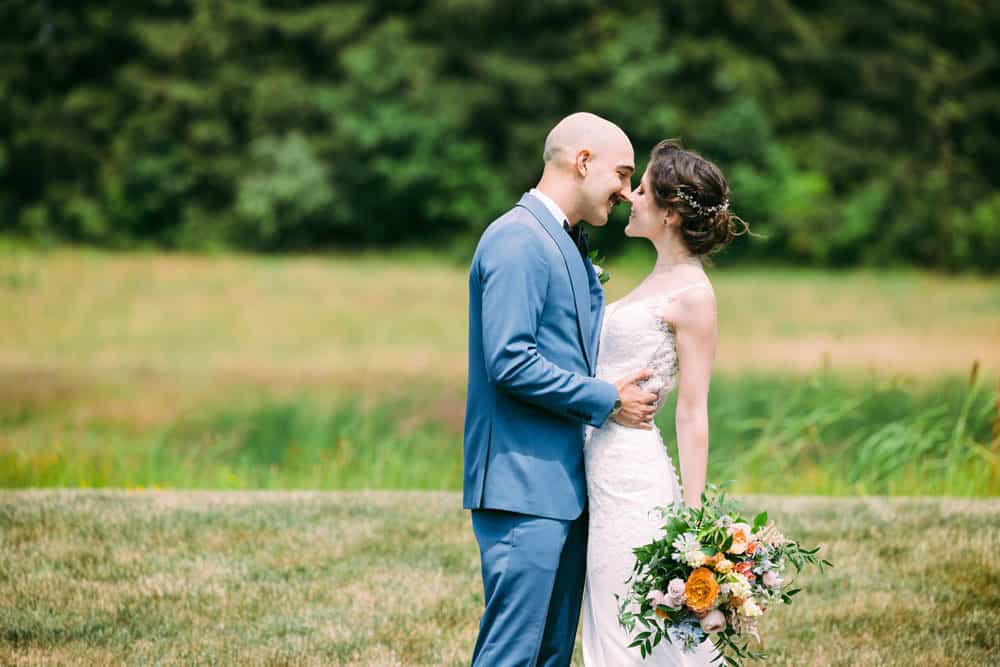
left=563, top=221, right=590, bottom=260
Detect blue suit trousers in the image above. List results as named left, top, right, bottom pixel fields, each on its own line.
left=470, top=508, right=589, bottom=667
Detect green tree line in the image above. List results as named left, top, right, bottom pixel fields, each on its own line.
left=2, top=1, right=998, bottom=269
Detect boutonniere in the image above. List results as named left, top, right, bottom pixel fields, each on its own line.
left=587, top=249, right=611, bottom=286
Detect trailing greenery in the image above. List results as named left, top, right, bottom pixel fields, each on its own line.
left=2, top=1, right=998, bottom=269
left=2, top=374, right=996, bottom=496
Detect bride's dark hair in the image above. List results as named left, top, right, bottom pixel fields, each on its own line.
left=647, top=139, right=749, bottom=256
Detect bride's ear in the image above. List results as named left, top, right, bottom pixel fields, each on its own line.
left=663, top=208, right=680, bottom=227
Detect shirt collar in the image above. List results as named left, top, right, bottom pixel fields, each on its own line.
left=528, top=188, right=569, bottom=227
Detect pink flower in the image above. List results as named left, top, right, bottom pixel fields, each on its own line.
left=665, top=577, right=687, bottom=607
left=762, top=571, right=783, bottom=588
left=646, top=589, right=667, bottom=607
left=666, top=577, right=686, bottom=597
left=699, top=609, right=727, bottom=633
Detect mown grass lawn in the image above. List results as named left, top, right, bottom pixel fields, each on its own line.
left=1, top=491, right=997, bottom=666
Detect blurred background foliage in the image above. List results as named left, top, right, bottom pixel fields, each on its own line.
left=2, top=0, right=998, bottom=269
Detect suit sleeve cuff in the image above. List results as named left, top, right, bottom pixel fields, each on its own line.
left=586, top=380, right=619, bottom=427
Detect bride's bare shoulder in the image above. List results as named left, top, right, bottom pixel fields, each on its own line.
left=658, top=280, right=716, bottom=328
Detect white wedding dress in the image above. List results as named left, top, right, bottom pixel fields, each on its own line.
left=581, top=283, right=719, bottom=666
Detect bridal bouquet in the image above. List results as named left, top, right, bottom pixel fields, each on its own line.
left=616, top=484, right=832, bottom=665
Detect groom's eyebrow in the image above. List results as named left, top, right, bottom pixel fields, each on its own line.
left=617, top=164, right=635, bottom=175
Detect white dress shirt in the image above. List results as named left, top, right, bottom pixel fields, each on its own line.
left=529, top=188, right=569, bottom=227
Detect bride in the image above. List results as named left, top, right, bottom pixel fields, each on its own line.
left=582, top=140, right=747, bottom=665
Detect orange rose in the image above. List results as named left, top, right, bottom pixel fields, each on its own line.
left=734, top=561, right=756, bottom=581
left=684, top=567, right=720, bottom=613
left=746, top=542, right=757, bottom=556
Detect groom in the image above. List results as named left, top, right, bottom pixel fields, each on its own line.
left=463, top=112, right=660, bottom=666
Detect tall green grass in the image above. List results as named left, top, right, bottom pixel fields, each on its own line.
left=2, top=373, right=996, bottom=496
left=667, top=372, right=998, bottom=496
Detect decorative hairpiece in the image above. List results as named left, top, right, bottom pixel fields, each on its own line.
left=675, top=188, right=729, bottom=215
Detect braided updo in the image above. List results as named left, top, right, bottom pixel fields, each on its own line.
left=647, top=139, right=748, bottom=256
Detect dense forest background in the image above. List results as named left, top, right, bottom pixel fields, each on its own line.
left=2, top=0, right=998, bottom=269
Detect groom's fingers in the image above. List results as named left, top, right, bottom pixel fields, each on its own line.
left=623, top=368, right=655, bottom=386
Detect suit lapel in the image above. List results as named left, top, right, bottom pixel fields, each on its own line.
left=516, top=193, right=595, bottom=374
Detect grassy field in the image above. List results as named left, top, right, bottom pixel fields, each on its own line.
left=2, top=374, right=996, bottom=496
left=1, top=250, right=998, bottom=665
left=3, top=248, right=998, bottom=393
left=1, top=490, right=997, bottom=666
left=1, top=248, right=998, bottom=495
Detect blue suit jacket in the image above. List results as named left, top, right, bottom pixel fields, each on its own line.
left=463, top=193, right=619, bottom=520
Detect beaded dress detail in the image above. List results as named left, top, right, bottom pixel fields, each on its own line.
left=581, top=282, right=718, bottom=666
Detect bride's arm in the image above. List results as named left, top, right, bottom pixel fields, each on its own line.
left=668, top=286, right=718, bottom=508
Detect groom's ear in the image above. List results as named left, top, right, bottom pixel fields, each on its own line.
left=575, top=150, right=591, bottom=177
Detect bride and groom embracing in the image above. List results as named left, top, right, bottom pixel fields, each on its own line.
left=462, top=112, right=745, bottom=666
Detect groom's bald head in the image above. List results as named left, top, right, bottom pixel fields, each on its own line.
left=536, top=112, right=634, bottom=227
left=542, top=112, right=631, bottom=167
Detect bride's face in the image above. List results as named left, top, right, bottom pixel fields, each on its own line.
left=625, top=169, right=669, bottom=238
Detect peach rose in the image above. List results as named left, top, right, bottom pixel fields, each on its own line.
left=734, top=561, right=756, bottom=581
left=727, top=522, right=752, bottom=555
left=684, top=567, right=720, bottom=613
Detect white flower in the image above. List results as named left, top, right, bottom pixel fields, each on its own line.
left=726, top=574, right=752, bottom=599
left=754, top=522, right=788, bottom=547
left=672, top=533, right=704, bottom=566
left=739, top=599, right=763, bottom=617
left=672, top=532, right=700, bottom=553
left=683, top=550, right=707, bottom=567
left=592, top=264, right=604, bottom=276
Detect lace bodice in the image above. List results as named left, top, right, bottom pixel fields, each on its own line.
left=595, top=282, right=711, bottom=410
left=596, top=298, right=679, bottom=411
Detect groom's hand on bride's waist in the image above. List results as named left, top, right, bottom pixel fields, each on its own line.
left=611, top=369, right=659, bottom=429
